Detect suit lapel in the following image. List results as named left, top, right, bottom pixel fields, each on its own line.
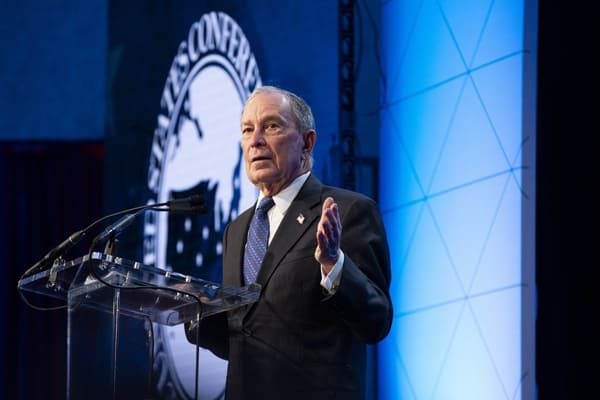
left=255, top=175, right=322, bottom=286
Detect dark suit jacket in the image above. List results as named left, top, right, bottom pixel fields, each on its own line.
left=186, top=174, right=393, bottom=400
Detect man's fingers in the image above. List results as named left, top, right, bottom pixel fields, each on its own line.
left=316, top=230, right=327, bottom=248
left=333, top=203, right=341, bottom=229
left=316, top=197, right=342, bottom=264
left=322, top=196, right=334, bottom=212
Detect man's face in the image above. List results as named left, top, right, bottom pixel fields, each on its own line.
left=241, top=91, right=312, bottom=196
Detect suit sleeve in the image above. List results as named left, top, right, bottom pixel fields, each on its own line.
left=184, top=309, right=229, bottom=360
left=323, top=195, right=393, bottom=344
left=183, top=223, right=237, bottom=360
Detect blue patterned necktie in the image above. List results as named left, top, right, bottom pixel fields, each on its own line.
left=243, top=196, right=275, bottom=284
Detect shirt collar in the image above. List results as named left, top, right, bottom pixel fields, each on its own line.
left=257, top=171, right=311, bottom=215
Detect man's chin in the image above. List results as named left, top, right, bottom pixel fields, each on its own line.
left=248, top=169, right=278, bottom=185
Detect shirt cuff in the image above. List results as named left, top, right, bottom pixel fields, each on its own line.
left=320, top=251, right=344, bottom=294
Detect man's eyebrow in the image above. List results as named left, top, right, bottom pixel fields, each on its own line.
left=242, top=113, right=284, bottom=123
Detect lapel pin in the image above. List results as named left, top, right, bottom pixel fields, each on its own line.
left=296, top=213, right=305, bottom=224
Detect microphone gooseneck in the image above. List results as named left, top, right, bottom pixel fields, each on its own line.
left=22, top=195, right=207, bottom=278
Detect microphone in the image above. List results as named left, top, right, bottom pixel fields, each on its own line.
left=22, top=194, right=207, bottom=278
left=89, top=194, right=207, bottom=249
left=92, top=213, right=138, bottom=244
left=88, top=194, right=208, bottom=255
left=167, top=194, right=207, bottom=213
left=24, top=230, right=86, bottom=276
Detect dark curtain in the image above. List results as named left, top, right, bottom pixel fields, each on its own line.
left=536, top=1, right=594, bottom=399
left=0, top=141, right=104, bottom=400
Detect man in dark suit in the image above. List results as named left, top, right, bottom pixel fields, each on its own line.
left=186, top=85, right=393, bottom=400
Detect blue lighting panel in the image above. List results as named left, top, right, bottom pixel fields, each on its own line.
left=378, top=1, right=537, bottom=399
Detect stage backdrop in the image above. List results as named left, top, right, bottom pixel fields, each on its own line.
left=105, top=1, right=339, bottom=398
left=377, top=1, right=537, bottom=399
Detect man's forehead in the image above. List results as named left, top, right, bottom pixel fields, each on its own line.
left=242, top=92, right=292, bottom=121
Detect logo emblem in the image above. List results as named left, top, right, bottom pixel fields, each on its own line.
left=143, top=11, right=261, bottom=399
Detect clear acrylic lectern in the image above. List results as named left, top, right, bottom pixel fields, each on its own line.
left=17, top=252, right=260, bottom=399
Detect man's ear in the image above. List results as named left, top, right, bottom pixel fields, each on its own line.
left=303, top=129, right=316, bottom=152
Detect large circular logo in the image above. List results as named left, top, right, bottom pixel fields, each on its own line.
left=144, top=11, right=261, bottom=399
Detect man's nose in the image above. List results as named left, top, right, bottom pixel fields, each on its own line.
left=248, top=128, right=266, bottom=146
